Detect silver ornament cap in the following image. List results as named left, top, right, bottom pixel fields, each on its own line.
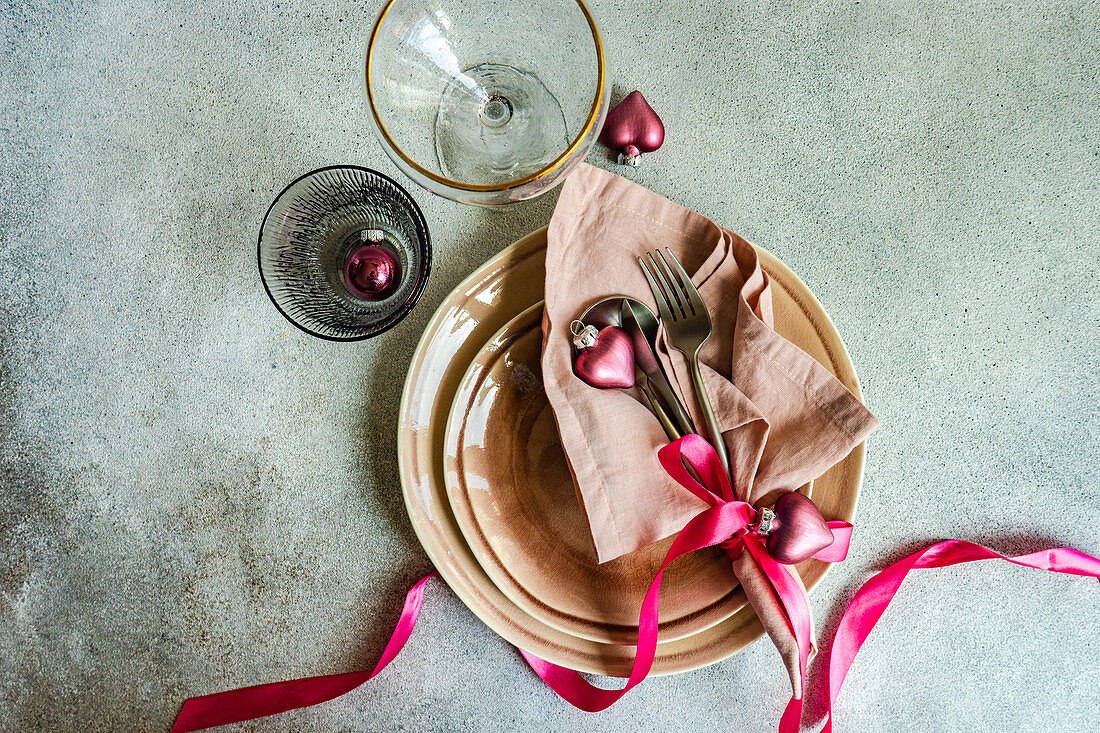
left=618, top=151, right=641, bottom=166
left=753, top=507, right=776, bottom=536
left=570, top=320, right=600, bottom=349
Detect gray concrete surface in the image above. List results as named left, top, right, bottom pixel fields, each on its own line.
left=2, top=0, right=1098, bottom=731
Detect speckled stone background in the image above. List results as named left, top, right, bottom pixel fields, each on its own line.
left=1, top=0, right=1098, bottom=731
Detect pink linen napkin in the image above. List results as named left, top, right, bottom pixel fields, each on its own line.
left=541, top=163, right=878, bottom=697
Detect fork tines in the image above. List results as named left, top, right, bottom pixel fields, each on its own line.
left=638, top=248, right=705, bottom=323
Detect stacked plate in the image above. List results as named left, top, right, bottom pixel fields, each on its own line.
left=397, top=228, right=866, bottom=676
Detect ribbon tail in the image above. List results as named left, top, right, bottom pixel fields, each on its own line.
left=171, top=572, right=439, bottom=733
left=821, top=542, right=1100, bottom=732
left=523, top=501, right=752, bottom=711
left=779, top=695, right=803, bottom=733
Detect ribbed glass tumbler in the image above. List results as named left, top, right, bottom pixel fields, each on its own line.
left=258, top=166, right=431, bottom=341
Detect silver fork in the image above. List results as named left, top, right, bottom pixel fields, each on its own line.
left=639, top=248, right=733, bottom=482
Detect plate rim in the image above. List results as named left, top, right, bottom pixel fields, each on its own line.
left=442, top=301, right=748, bottom=644
left=397, top=226, right=868, bottom=676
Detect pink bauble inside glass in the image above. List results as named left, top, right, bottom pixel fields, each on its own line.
left=345, top=244, right=401, bottom=301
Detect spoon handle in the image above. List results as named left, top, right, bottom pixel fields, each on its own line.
left=640, top=379, right=680, bottom=441
left=641, top=379, right=706, bottom=485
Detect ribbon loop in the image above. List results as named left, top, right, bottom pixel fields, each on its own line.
left=533, top=435, right=823, bottom=731
left=813, top=522, right=854, bottom=562
left=658, top=434, right=734, bottom=504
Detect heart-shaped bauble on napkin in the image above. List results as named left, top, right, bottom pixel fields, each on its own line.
left=599, top=91, right=665, bottom=166
left=574, top=326, right=635, bottom=389
left=766, top=492, right=835, bottom=565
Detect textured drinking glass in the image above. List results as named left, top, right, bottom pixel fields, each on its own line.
left=365, top=0, right=609, bottom=206
left=258, top=166, right=431, bottom=341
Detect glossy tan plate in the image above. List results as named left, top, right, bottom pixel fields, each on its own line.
left=445, top=303, right=743, bottom=644
left=397, top=227, right=866, bottom=676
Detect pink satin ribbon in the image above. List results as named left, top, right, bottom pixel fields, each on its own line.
left=524, top=434, right=844, bottom=731
left=819, top=539, right=1100, bottom=732
left=171, top=573, right=437, bottom=733
left=171, top=435, right=1100, bottom=731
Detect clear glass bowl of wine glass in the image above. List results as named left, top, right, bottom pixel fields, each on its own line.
left=365, top=0, right=609, bottom=206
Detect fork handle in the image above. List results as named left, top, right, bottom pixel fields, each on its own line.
left=689, top=358, right=732, bottom=482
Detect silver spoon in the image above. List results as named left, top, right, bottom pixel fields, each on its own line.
left=576, top=296, right=693, bottom=442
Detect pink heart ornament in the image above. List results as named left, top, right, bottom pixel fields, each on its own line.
left=765, top=492, right=835, bottom=565
left=573, top=326, right=635, bottom=389
left=599, top=90, right=665, bottom=166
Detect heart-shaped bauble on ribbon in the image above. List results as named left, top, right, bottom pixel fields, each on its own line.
left=765, top=492, right=836, bottom=564
left=573, top=325, right=635, bottom=389
left=599, top=90, right=665, bottom=166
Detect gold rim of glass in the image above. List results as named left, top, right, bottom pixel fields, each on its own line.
left=365, top=0, right=605, bottom=193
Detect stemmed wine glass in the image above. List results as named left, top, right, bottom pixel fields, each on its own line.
left=365, top=0, right=609, bottom=206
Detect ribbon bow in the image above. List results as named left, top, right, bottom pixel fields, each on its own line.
left=662, top=433, right=853, bottom=563
left=523, top=434, right=851, bottom=732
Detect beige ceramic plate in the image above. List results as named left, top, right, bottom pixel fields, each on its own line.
left=397, top=227, right=866, bottom=676
left=445, top=303, right=743, bottom=644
